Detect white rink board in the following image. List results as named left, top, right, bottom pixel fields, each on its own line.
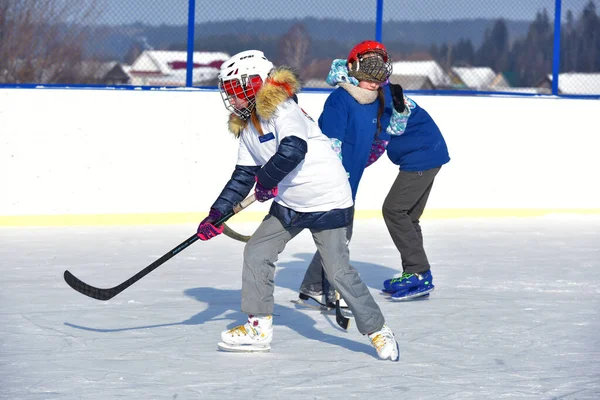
left=1, top=88, right=599, bottom=223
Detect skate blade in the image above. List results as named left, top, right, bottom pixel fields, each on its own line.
left=217, top=342, right=271, bottom=353
left=390, top=287, right=434, bottom=301
left=290, top=298, right=329, bottom=311
left=291, top=299, right=353, bottom=318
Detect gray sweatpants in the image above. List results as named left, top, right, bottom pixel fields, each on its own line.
left=382, top=167, right=440, bottom=274
left=241, top=215, right=384, bottom=335
left=299, top=222, right=353, bottom=301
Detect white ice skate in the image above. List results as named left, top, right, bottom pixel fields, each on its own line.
left=368, top=325, right=400, bottom=361
left=218, top=315, right=273, bottom=353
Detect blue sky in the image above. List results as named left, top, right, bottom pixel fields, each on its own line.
left=98, top=0, right=594, bottom=25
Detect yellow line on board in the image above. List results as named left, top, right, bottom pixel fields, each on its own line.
left=1, top=209, right=599, bottom=227
left=354, top=209, right=600, bottom=220
left=421, top=208, right=600, bottom=219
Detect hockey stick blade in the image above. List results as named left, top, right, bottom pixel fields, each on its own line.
left=64, top=194, right=256, bottom=300
left=223, top=223, right=252, bottom=243
left=64, top=270, right=124, bottom=301
left=335, top=291, right=351, bottom=331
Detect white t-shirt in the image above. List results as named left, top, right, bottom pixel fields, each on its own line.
left=237, top=99, right=353, bottom=212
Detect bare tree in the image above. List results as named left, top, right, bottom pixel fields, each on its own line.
left=277, top=23, right=311, bottom=80
left=303, top=58, right=334, bottom=82
left=0, top=0, right=105, bottom=84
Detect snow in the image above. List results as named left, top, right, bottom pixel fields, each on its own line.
left=1, top=216, right=599, bottom=399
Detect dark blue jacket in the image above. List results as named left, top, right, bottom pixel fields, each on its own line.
left=385, top=98, right=450, bottom=171
left=318, top=86, right=393, bottom=199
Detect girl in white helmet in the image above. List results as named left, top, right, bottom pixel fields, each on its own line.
left=196, top=49, right=399, bottom=361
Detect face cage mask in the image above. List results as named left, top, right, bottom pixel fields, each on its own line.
left=218, top=77, right=259, bottom=120
left=350, top=54, right=392, bottom=83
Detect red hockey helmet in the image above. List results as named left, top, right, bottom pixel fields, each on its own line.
left=348, top=40, right=389, bottom=64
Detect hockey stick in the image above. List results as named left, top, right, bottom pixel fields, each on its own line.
left=223, top=223, right=252, bottom=243
left=335, top=290, right=351, bottom=330
left=320, top=268, right=350, bottom=331
left=64, top=194, right=257, bottom=301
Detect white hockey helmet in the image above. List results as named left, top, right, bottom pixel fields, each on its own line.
left=218, top=50, right=274, bottom=120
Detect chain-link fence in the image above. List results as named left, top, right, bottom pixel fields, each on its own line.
left=1, top=0, right=599, bottom=96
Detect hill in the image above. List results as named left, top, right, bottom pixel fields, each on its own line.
left=88, top=17, right=532, bottom=61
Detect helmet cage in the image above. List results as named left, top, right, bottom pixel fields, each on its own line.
left=349, top=50, right=392, bottom=83
left=219, top=74, right=264, bottom=120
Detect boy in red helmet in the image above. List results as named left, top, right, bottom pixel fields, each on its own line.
left=296, top=40, right=449, bottom=306
left=296, top=40, right=395, bottom=307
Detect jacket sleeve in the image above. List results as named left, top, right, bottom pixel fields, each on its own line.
left=255, top=135, right=308, bottom=189
left=318, top=91, right=349, bottom=141
left=330, top=138, right=343, bottom=161
left=211, top=165, right=260, bottom=214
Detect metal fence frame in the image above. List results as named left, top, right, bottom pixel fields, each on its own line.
left=1, top=0, right=599, bottom=99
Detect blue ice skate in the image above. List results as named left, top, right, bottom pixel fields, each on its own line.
left=383, top=271, right=435, bottom=301
left=382, top=276, right=399, bottom=294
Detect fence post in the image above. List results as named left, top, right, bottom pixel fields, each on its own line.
left=551, top=0, right=562, bottom=96
left=186, top=0, right=197, bottom=87
left=375, top=0, right=383, bottom=42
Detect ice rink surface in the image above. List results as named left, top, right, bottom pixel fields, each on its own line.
left=1, top=216, right=599, bottom=399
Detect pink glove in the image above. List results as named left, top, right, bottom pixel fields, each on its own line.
left=197, top=208, right=224, bottom=241
left=366, top=139, right=388, bottom=167
left=254, top=177, right=278, bottom=202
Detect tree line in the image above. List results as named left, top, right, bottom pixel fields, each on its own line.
left=429, top=1, right=600, bottom=86
left=180, top=1, right=599, bottom=87
left=1, top=0, right=598, bottom=87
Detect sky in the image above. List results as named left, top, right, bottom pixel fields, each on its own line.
left=1, top=216, right=599, bottom=399
left=95, top=0, right=595, bottom=25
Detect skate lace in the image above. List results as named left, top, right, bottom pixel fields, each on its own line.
left=370, top=333, right=387, bottom=351
left=227, top=324, right=258, bottom=337
left=391, top=273, right=414, bottom=284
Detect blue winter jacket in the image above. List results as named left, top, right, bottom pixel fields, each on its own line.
left=318, top=86, right=393, bottom=199
left=385, top=97, right=450, bottom=171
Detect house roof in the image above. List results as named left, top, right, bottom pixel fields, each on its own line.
left=130, top=50, right=230, bottom=74
left=547, top=73, right=600, bottom=95
left=391, top=61, right=451, bottom=87
left=452, top=67, right=497, bottom=89
left=78, top=61, right=122, bottom=80
left=143, top=67, right=221, bottom=86
left=389, top=75, right=434, bottom=90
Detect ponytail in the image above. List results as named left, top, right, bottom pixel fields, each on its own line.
left=376, top=87, right=385, bottom=136
left=250, top=109, right=264, bottom=135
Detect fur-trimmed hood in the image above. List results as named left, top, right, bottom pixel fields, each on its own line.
left=228, top=66, right=301, bottom=136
